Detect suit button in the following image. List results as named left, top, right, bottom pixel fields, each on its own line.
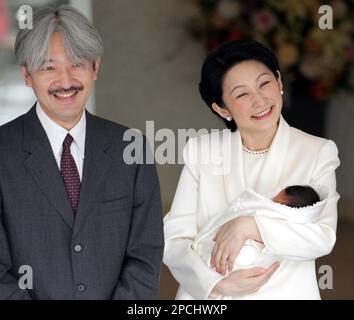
left=77, top=284, right=86, bottom=292
left=74, top=244, right=83, bottom=253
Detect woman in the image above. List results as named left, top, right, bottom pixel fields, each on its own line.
left=163, top=40, right=340, bottom=300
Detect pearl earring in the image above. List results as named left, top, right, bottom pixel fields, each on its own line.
left=226, top=116, right=232, bottom=121
left=281, top=90, right=284, bottom=95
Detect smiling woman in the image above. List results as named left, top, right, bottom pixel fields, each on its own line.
left=215, top=60, right=282, bottom=151
left=163, top=39, right=340, bottom=300
left=199, top=40, right=283, bottom=151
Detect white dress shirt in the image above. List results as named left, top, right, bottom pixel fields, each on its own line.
left=36, top=103, right=86, bottom=181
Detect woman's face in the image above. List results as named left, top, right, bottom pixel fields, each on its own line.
left=213, top=60, right=283, bottom=135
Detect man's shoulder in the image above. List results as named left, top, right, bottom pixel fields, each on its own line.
left=0, top=113, right=26, bottom=130
left=89, top=114, right=151, bottom=164
left=87, top=113, right=129, bottom=130
left=87, top=113, right=147, bottom=150
left=0, top=113, right=26, bottom=144
left=88, top=113, right=131, bottom=136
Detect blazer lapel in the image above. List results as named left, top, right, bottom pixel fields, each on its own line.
left=223, top=116, right=290, bottom=202
left=223, top=129, right=246, bottom=204
left=73, top=111, right=112, bottom=237
left=254, top=116, right=290, bottom=194
left=23, top=105, right=75, bottom=229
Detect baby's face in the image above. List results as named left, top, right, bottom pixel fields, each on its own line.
left=272, top=190, right=289, bottom=205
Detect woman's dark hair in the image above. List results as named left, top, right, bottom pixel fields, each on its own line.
left=283, top=185, right=320, bottom=208
left=199, top=39, right=280, bottom=131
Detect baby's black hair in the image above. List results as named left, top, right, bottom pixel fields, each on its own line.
left=284, top=185, right=320, bottom=208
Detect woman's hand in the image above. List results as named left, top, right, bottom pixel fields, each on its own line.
left=211, top=216, right=262, bottom=275
left=209, top=262, right=280, bottom=298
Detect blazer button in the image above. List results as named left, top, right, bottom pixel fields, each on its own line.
left=77, top=284, right=86, bottom=292
left=74, top=244, right=83, bottom=253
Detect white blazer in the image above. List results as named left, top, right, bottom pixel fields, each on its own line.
left=163, top=116, right=340, bottom=300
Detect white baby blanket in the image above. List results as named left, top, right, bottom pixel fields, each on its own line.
left=192, top=186, right=329, bottom=271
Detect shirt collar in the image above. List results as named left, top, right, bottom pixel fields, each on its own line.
left=36, top=102, right=86, bottom=160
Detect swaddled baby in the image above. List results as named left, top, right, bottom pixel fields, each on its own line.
left=192, top=185, right=327, bottom=273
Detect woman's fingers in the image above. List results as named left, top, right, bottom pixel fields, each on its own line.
left=213, top=240, right=244, bottom=274
left=220, top=262, right=280, bottom=296
left=223, top=268, right=264, bottom=295
left=211, top=243, right=223, bottom=273
left=268, top=261, right=281, bottom=273
left=227, top=238, right=243, bottom=272
left=262, top=262, right=280, bottom=280
left=215, top=247, right=226, bottom=274
left=242, top=266, right=267, bottom=278
left=261, top=262, right=280, bottom=283
left=212, top=244, right=229, bottom=275
left=220, top=254, right=228, bottom=275
left=246, top=262, right=280, bottom=288
left=210, top=242, right=218, bottom=268
left=227, top=253, right=236, bottom=273
left=226, top=244, right=242, bottom=272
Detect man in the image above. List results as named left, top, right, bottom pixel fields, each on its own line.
left=0, top=6, right=164, bottom=299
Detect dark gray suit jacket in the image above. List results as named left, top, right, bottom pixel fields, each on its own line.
left=0, top=106, right=164, bottom=299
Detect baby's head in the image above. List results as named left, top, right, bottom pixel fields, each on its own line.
left=272, top=185, right=320, bottom=208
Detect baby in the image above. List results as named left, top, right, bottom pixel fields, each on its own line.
left=192, top=185, right=324, bottom=275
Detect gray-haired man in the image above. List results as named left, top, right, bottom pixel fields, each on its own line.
left=0, top=6, right=164, bottom=299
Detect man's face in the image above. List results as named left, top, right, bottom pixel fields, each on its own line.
left=20, top=32, right=100, bottom=128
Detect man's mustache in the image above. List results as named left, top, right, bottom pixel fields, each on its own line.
left=48, top=86, right=84, bottom=95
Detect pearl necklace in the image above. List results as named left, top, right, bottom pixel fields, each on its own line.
left=242, top=145, right=269, bottom=155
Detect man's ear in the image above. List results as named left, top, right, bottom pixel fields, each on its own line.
left=20, top=66, right=32, bottom=87
left=212, top=102, right=231, bottom=120
left=93, top=58, right=101, bottom=80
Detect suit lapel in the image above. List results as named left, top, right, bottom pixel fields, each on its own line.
left=73, top=111, right=112, bottom=237
left=23, top=105, right=75, bottom=229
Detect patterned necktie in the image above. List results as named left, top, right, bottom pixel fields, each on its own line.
left=60, top=134, right=81, bottom=212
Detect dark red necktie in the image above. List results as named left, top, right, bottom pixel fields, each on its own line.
left=60, top=134, right=81, bottom=212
